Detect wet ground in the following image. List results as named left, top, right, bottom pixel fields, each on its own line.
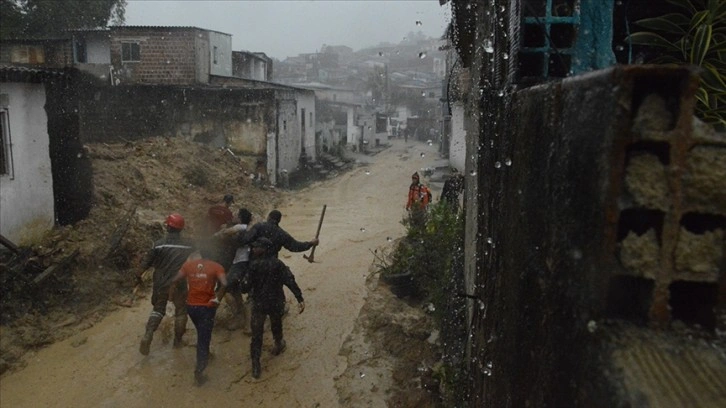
left=0, top=138, right=444, bottom=407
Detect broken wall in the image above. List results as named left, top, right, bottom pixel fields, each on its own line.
left=78, top=86, right=276, bottom=153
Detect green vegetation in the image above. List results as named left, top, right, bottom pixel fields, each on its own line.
left=379, top=201, right=464, bottom=320
left=0, top=0, right=127, bottom=39
left=627, top=0, right=726, bottom=128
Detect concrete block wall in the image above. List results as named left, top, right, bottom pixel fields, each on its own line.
left=614, top=76, right=726, bottom=328
left=465, top=65, right=724, bottom=407
left=110, top=28, right=199, bottom=85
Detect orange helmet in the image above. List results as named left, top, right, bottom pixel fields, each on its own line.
left=165, top=213, right=185, bottom=230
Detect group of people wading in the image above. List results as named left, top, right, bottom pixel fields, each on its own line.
left=134, top=194, right=318, bottom=385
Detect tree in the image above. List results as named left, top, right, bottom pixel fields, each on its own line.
left=0, top=0, right=126, bottom=39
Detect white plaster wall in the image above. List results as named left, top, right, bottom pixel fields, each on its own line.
left=0, top=82, right=55, bottom=243
left=194, top=35, right=210, bottom=84
left=276, top=99, right=300, bottom=180
left=297, top=93, right=316, bottom=161
left=346, top=107, right=359, bottom=145
left=449, top=102, right=466, bottom=172
left=209, top=31, right=232, bottom=77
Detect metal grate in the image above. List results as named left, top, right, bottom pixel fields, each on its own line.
left=519, top=0, right=580, bottom=80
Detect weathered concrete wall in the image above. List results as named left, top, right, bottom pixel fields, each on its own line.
left=275, top=98, right=300, bottom=179
left=449, top=102, right=466, bottom=172
left=0, top=82, right=55, bottom=243
left=78, top=86, right=276, bottom=149
left=465, top=65, right=722, bottom=407
left=78, top=85, right=308, bottom=188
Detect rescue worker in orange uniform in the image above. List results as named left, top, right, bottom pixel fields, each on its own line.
left=170, top=245, right=227, bottom=386
left=406, top=172, right=432, bottom=211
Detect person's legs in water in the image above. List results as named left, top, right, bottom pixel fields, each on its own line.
left=249, top=306, right=266, bottom=378
left=139, top=284, right=169, bottom=355
left=188, top=305, right=217, bottom=385
left=270, top=305, right=286, bottom=356
left=171, top=280, right=188, bottom=347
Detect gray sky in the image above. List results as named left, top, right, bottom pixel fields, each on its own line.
left=124, top=1, right=451, bottom=60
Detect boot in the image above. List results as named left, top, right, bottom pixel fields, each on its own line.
left=139, top=330, right=153, bottom=356
left=271, top=339, right=286, bottom=356
left=194, top=369, right=207, bottom=386
left=173, top=315, right=187, bottom=348
left=139, top=312, right=163, bottom=355
left=251, top=359, right=261, bottom=379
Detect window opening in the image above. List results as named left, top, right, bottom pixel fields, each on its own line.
left=213, top=46, right=218, bottom=64
left=518, top=0, right=580, bottom=81
left=121, top=42, right=140, bottom=62
left=74, top=38, right=87, bottom=63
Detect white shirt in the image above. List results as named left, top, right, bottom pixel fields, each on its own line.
left=217, top=223, right=250, bottom=263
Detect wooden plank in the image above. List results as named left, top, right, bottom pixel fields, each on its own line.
left=31, top=248, right=79, bottom=286
left=0, top=233, right=20, bottom=254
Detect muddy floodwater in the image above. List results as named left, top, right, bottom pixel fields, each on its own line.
left=0, top=138, right=445, bottom=407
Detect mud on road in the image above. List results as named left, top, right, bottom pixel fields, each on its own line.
left=0, top=138, right=445, bottom=407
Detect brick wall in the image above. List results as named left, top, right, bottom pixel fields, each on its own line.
left=109, top=28, right=200, bottom=85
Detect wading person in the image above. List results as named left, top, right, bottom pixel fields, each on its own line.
left=136, top=213, right=195, bottom=355
left=247, top=238, right=305, bottom=379
left=169, top=246, right=227, bottom=386
left=207, top=194, right=235, bottom=234
left=237, top=210, right=319, bottom=259
left=214, top=208, right=254, bottom=332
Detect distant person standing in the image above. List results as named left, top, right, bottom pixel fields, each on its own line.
left=246, top=238, right=305, bottom=379
left=169, top=246, right=227, bottom=386
left=406, top=172, right=432, bottom=211
left=406, top=172, right=432, bottom=226
left=441, top=170, right=465, bottom=212
left=136, top=213, right=195, bottom=355
left=207, top=194, right=235, bottom=233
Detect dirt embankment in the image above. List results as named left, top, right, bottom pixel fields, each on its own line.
left=0, top=137, right=283, bottom=373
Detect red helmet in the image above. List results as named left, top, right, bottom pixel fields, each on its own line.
left=165, top=213, right=185, bottom=230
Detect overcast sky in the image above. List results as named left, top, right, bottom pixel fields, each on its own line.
left=124, top=1, right=451, bottom=60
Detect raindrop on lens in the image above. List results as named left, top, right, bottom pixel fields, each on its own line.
left=503, top=53, right=509, bottom=60
left=419, top=52, right=427, bottom=59
left=483, top=40, right=494, bottom=53
left=378, top=51, right=384, bottom=56
left=359, top=372, right=366, bottom=378
left=615, top=45, right=625, bottom=51
left=76, top=153, right=83, bottom=158
left=360, top=227, right=366, bottom=232
left=469, top=170, right=477, bottom=176
left=505, top=158, right=512, bottom=166
left=420, top=153, right=425, bottom=158
left=494, top=161, right=502, bottom=169
left=415, top=20, right=422, bottom=26
left=386, top=237, right=392, bottom=242
left=497, top=89, right=504, bottom=97
left=365, top=170, right=371, bottom=175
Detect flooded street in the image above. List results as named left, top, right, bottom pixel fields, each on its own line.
left=0, top=138, right=441, bottom=407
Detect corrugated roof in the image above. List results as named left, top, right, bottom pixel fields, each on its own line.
left=108, top=25, right=232, bottom=36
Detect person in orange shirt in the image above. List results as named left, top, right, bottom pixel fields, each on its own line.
left=170, top=246, right=227, bottom=386
left=406, top=172, right=432, bottom=211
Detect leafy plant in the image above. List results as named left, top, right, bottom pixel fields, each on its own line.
left=379, top=201, right=464, bottom=320
left=626, top=0, right=726, bottom=128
